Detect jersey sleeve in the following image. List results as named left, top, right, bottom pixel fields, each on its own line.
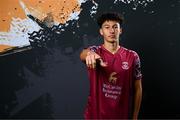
left=88, top=45, right=99, bottom=53
left=133, top=52, right=142, bottom=80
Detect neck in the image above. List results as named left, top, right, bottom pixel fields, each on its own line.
left=103, top=41, right=120, bottom=54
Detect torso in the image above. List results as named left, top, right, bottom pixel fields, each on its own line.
left=84, top=45, right=141, bottom=119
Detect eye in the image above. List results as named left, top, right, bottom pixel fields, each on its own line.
left=113, top=26, right=118, bottom=29
left=105, top=26, right=109, bottom=29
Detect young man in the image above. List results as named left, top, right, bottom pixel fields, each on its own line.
left=80, top=12, right=142, bottom=119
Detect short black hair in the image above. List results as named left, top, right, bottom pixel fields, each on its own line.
left=97, top=12, right=124, bottom=28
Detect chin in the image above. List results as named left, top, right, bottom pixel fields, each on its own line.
left=108, top=41, right=117, bottom=43
left=109, top=39, right=117, bottom=43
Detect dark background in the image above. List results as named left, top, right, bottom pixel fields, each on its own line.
left=0, top=0, right=180, bottom=119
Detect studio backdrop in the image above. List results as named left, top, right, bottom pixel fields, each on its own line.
left=0, top=0, right=180, bottom=119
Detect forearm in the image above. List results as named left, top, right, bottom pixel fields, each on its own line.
left=133, top=80, right=142, bottom=119
left=80, top=48, right=91, bottom=62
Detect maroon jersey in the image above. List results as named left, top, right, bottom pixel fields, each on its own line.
left=84, top=45, right=142, bottom=119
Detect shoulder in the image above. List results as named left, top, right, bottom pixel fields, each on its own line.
left=121, top=46, right=139, bottom=57
left=88, top=45, right=101, bottom=52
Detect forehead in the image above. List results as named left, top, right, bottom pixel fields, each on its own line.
left=102, top=20, right=120, bottom=26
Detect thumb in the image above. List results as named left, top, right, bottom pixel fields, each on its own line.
left=97, top=58, right=107, bottom=67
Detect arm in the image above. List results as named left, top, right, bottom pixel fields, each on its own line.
left=80, top=48, right=91, bottom=62
left=80, top=48, right=107, bottom=68
left=132, top=79, right=142, bottom=120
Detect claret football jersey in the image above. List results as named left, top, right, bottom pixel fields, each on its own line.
left=84, top=45, right=142, bottom=119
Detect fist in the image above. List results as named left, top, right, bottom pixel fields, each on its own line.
left=86, top=51, right=107, bottom=69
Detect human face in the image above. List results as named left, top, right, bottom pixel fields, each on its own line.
left=99, top=20, right=122, bottom=44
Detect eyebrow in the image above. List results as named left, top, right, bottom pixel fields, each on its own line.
left=103, top=24, right=119, bottom=27
left=103, top=24, right=110, bottom=27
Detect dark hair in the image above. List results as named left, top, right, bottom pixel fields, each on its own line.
left=97, top=12, right=124, bottom=28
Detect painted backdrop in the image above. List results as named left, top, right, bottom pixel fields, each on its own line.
left=0, top=0, right=180, bottom=119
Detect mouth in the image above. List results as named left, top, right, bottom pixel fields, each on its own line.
left=108, top=35, right=116, bottom=38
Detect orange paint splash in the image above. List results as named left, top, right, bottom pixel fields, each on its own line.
left=0, top=45, right=13, bottom=52
left=0, top=0, right=81, bottom=52
left=0, top=0, right=81, bottom=32
left=0, top=0, right=26, bottom=32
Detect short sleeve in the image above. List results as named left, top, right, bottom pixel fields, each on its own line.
left=88, top=45, right=99, bottom=53
left=133, top=52, right=142, bottom=80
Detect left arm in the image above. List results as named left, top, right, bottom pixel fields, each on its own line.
left=132, top=79, right=142, bottom=120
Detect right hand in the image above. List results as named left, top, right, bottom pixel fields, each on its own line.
left=86, top=51, right=107, bottom=69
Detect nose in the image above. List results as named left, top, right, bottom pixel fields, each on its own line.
left=110, top=28, right=115, bottom=33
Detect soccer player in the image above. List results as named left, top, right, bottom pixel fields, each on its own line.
left=80, top=12, right=142, bottom=119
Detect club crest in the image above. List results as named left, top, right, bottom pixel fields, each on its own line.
left=122, top=62, right=129, bottom=70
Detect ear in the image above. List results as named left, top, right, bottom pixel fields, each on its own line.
left=99, top=28, right=103, bottom=36
left=119, top=28, right=122, bottom=35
